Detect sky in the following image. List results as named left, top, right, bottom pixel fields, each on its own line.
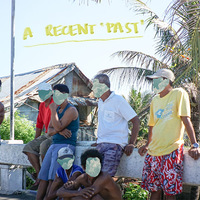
left=0, top=0, right=170, bottom=95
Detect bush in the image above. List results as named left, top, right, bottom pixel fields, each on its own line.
left=123, top=183, right=149, bottom=200
left=26, top=167, right=35, bottom=189
left=0, top=111, right=35, bottom=143
left=127, top=89, right=152, bottom=140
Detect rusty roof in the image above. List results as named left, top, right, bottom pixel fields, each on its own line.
left=0, top=63, right=96, bottom=108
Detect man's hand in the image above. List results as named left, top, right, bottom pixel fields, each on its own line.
left=188, top=148, right=200, bottom=160
left=124, top=144, right=134, bottom=156
left=91, top=143, right=97, bottom=147
left=79, top=187, right=94, bottom=199
left=49, top=102, right=58, bottom=111
left=59, top=129, right=72, bottom=139
left=63, top=181, right=74, bottom=189
left=138, top=144, right=148, bottom=156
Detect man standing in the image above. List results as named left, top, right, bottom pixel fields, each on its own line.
left=91, top=74, right=140, bottom=177
left=23, top=82, right=53, bottom=190
left=139, top=69, right=200, bottom=200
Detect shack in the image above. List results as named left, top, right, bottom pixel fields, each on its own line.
left=0, top=63, right=98, bottom=141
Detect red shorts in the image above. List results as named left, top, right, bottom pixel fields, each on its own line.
left=141, top=145, right=184, bottom=196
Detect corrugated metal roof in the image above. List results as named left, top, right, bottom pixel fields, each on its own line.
left=28, top=95, right=97, bottom=107
left=0, top=63, right=96, bottom=108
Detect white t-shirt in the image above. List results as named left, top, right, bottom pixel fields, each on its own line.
left=97, top=92, right=137, bottom=147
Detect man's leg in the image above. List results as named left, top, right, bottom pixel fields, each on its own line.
left=26, top=152, right=41, bottom=189
left=40, top=137, right=52, bottom=161
left=63, top=194, right=103, bottom=200
left=161, top=145, right=184, bottom=198
left=25, top=152, right=41, bottom=177
left=140, top=154, right=162, bottom=199
left=96, top=143, right=123, bottom=176
left=165, top=194, right=176, bottom=200
left=36, top=179, right=49, bottom=200
left=150, top=190, right=162, bottom=200
left=45, top=180, right=53, bottom=199
left=23, top=135, right=48, bottom=189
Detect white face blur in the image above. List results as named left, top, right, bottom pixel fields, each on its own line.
left=53, top=90, right=68, bottom=105
left=153, top=78, right=169, bottom=94
left=85, top=157, right=101, bottom=177
left=92, top=79, right=109, bottom=98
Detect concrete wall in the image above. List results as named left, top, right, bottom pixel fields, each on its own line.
left=0, top=141, right=200, bottom=194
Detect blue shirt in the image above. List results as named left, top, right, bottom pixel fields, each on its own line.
left=52, top=103, right=79, bottom=145
left=56, top=164, right=84, bottom=183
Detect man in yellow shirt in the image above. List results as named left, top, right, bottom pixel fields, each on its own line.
left=139, top=69, right=200, bottom=200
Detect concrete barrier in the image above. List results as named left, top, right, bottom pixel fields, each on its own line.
left=0, top=141, right=200, bottom=194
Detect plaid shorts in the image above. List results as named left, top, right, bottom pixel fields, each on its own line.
left=96, top=143, right=123, bottom=176
left=141, top=145, right=184, bottom=196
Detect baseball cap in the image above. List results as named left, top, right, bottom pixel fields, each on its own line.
left=38, top=82, right=52, bottom=91
left=57, top=147, right=74, bottom=160
left=146, top=69, right=175, bottom=82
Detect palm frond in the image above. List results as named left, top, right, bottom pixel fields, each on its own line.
left=112, top=50, right=168, bottom=71
left=97, top=67, right=153, bottom=93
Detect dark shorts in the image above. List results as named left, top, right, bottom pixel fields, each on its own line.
left=96, top=143, right=123, bottom=176
left=141, top=145, right=184, bottom=196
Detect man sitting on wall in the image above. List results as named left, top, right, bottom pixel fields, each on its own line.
left=23, top=82, right=53, bottom=190
left=36, top=84, right=79, bottom=200
left=46, top=147, right=84, bottom=200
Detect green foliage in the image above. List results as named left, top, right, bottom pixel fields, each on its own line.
left=123, top=183, right=149, bottom=200
left=26, top=167, right=35, bottom=189
left=127, top=89, right=152, bottom=139
left=0, top=111, right=35, bottom=143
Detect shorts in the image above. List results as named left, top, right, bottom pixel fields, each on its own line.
left=96, top=143, right=123, bottom=176
left=40, top=138, right=52, bottom=156
left=38, top=144, right=75, bottom=181
left=23, top=135, right=52, bottom=156
left=141, top=145, right=184, bottom=196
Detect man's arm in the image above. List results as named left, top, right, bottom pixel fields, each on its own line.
left=35, top=128, right=42, bottom=139
left=0, top=102, right=4, bottom=125
left=181, top=116, right=200, bottom=160
left=48, top=119, right=72, bottom=139
left=49, top=102, right=78, bottom=132
left=124, top=116, right=140, bottom=156
left=138, top=126, right=153, bottom=156
left=46, top=174, right=64, bottom=200
left=48, top=120, right=57, bottom=136
left=35, top=104, right=44, bottom=137
left=56, top=175, right=87, bottom=199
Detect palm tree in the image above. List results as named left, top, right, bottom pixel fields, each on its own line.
left=98, top=0, right=200, bottom=140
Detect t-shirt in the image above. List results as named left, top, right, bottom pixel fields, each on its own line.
left=148, top=88, right=190, bottom=156
left=36, top=97, right=54, bottom=133
left=56, top=165, right=84, bottom=183
left=97, top=92, right=137, bottom=147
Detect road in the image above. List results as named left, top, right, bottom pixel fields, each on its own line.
left=0, top=191, right=36, bottom=200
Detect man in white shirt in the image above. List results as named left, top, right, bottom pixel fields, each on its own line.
left=91, top=74, right=140, bottom=176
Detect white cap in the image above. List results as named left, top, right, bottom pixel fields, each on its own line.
left=146, top=69, right=175, bottom=82
left=38, top=82, right=52, bottom=91
left=57, top=147, right=74, bottom=159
